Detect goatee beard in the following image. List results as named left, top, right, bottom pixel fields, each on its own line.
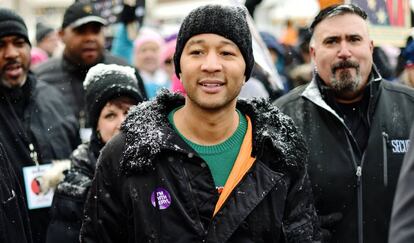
left=330, top=60, right=361, bottom=94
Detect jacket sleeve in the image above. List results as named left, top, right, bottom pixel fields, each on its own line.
left=80, top=135, right=128, bottom=243
left=389, top=127, right=414, bottom=243
left=46, top=177, right=87, bottom=243
left=282, top=165, right=321, bottom=243
left=0, top=143, right=33, bottom=243
left=46, top=145, right=92, bottom=243
left=270, top=109, right=321, bottom=242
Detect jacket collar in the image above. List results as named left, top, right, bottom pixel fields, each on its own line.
left=120, top=89, right=307, bottom=174
left=0, top=73, right=36, bottom=104
left=301, top=65, right=383, bottom=123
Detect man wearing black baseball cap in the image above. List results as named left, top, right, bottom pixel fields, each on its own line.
left=34, top=2, right=146, bottom=139
left=61, top=2, right=107, bottom=29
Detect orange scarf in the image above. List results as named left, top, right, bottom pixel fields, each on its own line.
left=213, top=116, right=256, bottom=216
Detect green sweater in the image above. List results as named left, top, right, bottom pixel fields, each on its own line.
left=168, top=108, right=247, bottom=188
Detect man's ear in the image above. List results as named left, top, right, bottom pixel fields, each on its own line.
left=310, top=45, right=316, bottom=61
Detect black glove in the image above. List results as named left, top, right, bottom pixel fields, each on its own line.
left=318, top=212, right=343, bottom=243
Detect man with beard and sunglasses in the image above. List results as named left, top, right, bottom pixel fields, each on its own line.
left=34, top=2, right=146, bottom=141
left=275, top=4, right=414, bottom=243
left=0, top=8, right=79, bottom=243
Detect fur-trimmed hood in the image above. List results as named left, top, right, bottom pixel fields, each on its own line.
left=120, top=89, right=307, bottom=174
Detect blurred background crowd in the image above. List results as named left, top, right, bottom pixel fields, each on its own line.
left=4, top=0, right=414, bottom=99
left=2, top=1, right=414, bottom=242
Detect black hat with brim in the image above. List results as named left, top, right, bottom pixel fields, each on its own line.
left=62, top=2, right=107, bottom=29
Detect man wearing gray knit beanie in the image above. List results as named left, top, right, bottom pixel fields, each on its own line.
left=80, top=4, right=321, bottom=242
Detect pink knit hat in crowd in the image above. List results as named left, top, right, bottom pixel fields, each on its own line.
left=133, top=28, right=165, bottom=53
left=161, top=38, right=177, bottom=65
left=31, top=47, right=48, bottom=67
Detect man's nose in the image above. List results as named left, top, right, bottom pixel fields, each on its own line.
left=337, top=42, right=352, bottom=59
left=3, top=44, right=19, bottom=59
left=201, top=52, right=222, bottom=72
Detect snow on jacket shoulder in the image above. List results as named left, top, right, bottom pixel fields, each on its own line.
left=80, top=90, right=321, bottom=243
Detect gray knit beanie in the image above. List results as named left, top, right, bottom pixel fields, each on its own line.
left=174, top=4, right=254, bottom=80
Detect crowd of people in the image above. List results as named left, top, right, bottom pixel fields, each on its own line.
left=0, top=1, right=414, bottom=243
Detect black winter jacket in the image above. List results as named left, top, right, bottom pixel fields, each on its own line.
left=0, top=74, right=79, bottom=243
left=46, top=133, right=102, bottom=243
left=0, top=143, right=32, bottom=243
left=34, top=53, right=147, bottom=125
left=275, top=70, right=414, bottom=243
left=80, top=91, right=321, bottom=243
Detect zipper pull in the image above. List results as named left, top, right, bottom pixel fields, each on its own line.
left=356, top=166, right=362, bottom=186
left=356, top=166, right=362, bottom=177
left=29, top=143, right=39, bottom=166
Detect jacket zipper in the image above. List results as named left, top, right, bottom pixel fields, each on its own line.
left=343, top=75, right=378, bottom=243
left=326, top=93, right=372, bottom=243
left=345, top=130, right=365, bottom=243
left=318, top=110, right=366, bottom=243
left=382, top=132, right=389, bottom=187
left=356, top=158, right=364, bottom=243
left=179, top=160, right=206, bottom=237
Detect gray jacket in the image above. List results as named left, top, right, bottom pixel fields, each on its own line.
left=389, top=127, right=414, bottom=243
